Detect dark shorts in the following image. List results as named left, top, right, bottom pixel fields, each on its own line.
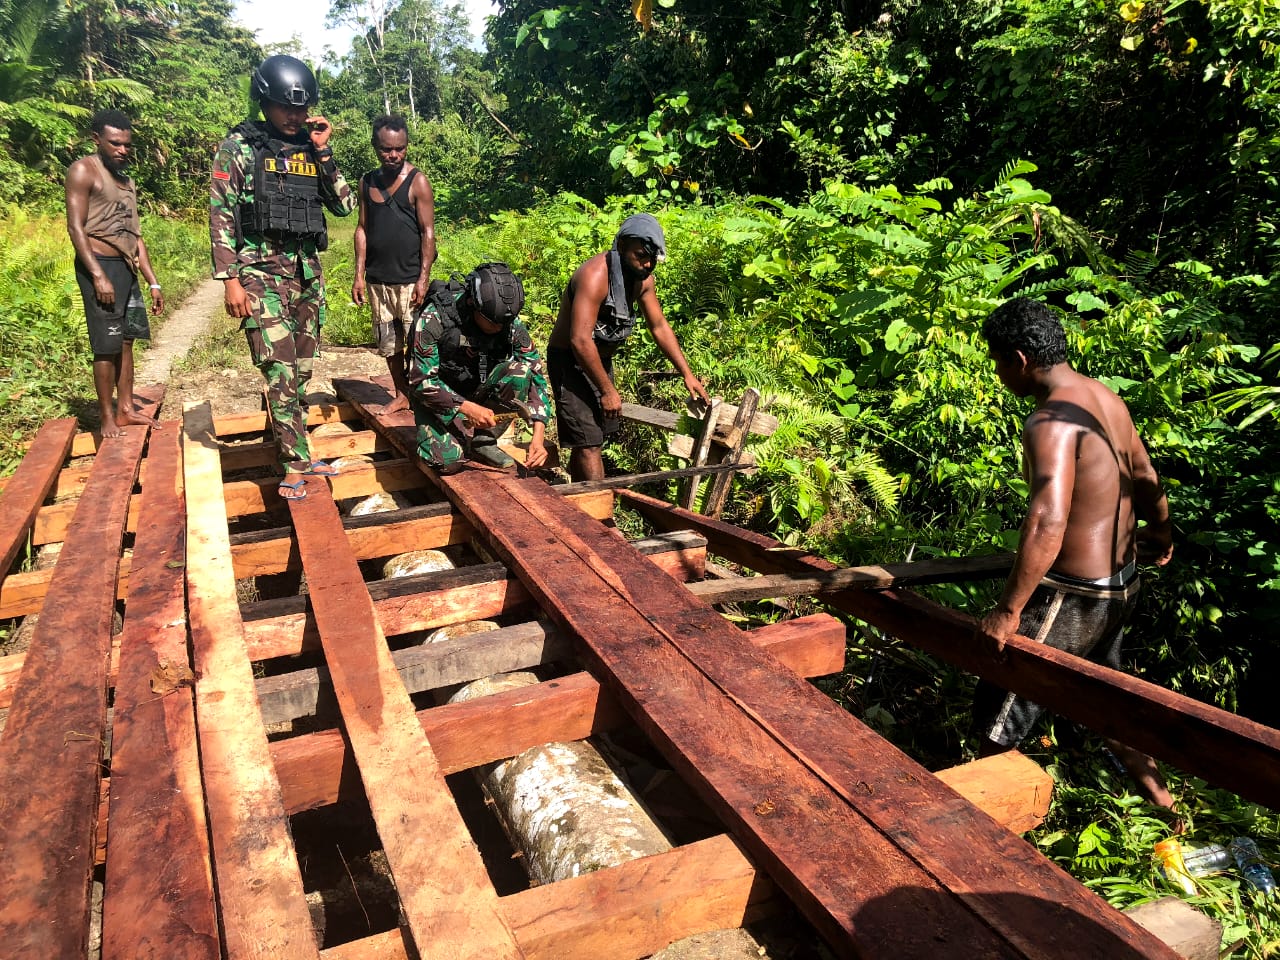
left=548, top=345, right=620, bottom=449
left=75, top=256, right=150, bottom=355
left=972, top=563, right=1140, bottom=748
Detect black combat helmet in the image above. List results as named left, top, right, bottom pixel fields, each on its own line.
left=468, top=262, right=524, bottom=326
left=251, top=55, right=318, bottom=107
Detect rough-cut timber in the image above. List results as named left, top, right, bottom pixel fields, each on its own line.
left=0, top=392, right=159, bottom=959
left=447, top=473, right=1178, bottom=960
left=102, top=421, right=219, bottom=960
left=621, top=489, right=1280, bottom=812
left=182, top=401, right=319, bottom=960
left=0, top=417, right=76, bottom=575
left=268, top=616, right=844, bottom=816
left=286, top=480, right=525, bottom=960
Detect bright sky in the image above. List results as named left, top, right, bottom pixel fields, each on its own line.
left=232, top=0, right=495, bottom=60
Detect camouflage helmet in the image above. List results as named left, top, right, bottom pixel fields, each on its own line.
left=251, top=55, right=318, bottom=107
left=468, top=262, right=524, bottom=326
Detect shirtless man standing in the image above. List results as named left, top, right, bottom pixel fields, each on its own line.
left=972, top=298, right=1176, bottom=812
left=65, top=109, right=163, bottom=438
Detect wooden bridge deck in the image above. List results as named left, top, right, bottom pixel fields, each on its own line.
left=0, top=376, right=1267, bottom=958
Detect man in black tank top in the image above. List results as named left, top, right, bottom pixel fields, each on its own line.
left=352, top=116, right=438, bottom=413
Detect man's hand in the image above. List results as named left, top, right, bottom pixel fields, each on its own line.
left=149, top=287, right=164, bottom=316
left=684, top=373, right=710, bottom=406
left=525, top=437, right=548, bottom=469
left=307, top=115, right=332, bottom=151
left=1136, top=526, right=1174, bottom=567
left=411, top=277, right=428, bottom=309
left=223, top=277, right=252, bottom=319
left=975, top=607, right=1020, bottom=657
left=352, top=276, right=366, bottom=306
left=600, top=386, right=623, bottom=420
left=458, top=400, right=497, bottom=430
left=92, top=272, right=115, bottom=310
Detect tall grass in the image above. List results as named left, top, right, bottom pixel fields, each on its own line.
left=0, top=208, right=209, bottom=473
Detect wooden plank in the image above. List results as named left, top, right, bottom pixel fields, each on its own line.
left=254, top=533, right=713, bottom=725
left=0, top=553, right=132, bottom=619
left=443, top=476, right=1018, bottom=958
left=687, top=554, right=1014, bottom=603
left=620, top=489, right=1280, bottom=812
left=286, top=481, right=524, bottom=959
left=213, top=401, right=358, bottom=437
left=228, top=489, right=614, bottom=579
left=221, top=458, right=427, bottom=519
left=320, top=835, right=772, bottom=960
left=703, top=388, right=758, bottom=517
left=0, top=403, right=156, bottom=958
left=0, top=418, right=76, bottom=575
left=680, top=397, right=721, bottom=509
left=934, top=751, right=1053, bottom=836
left=31, top=491, right=142, bottom=547
left=101, top=422, right=219, bottom=960
left=269, top=613, right=846, bottom=814
left=240, top=521, right=669, bottom=661
left=454, top=475, right=1177, bottom=960
left=182, top=401, right=319, bottom=959
left=621, top=399, right=778, bottom=439
left=219, top=428, right=390, bottom=472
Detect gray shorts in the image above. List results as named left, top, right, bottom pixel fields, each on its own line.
left=75, top=255, right=150, bottom=355
left=972, top=563, right=1140, bottom=748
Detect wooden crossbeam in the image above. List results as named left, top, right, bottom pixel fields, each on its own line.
left=182, top=401, right=318, bottom=959
left=219, top=427, right=390, bottom=472
left=621, top=399, right=778, bottom=440
left=687, top=554, right=1013, bottom=602
left=320, top=834, right=772, bottom=960
left=269, top=614, right=847, bottom=815
left=101, top=422, right=219, bottom=960
left=621, top=489, right=1280, bottom=811
left=0, top=390, right=159, bottom=959
left=0, top=418, right=75, bottom=575
left=449, top=474, right=1176, bottom=960
left=286, top=479, right=525, bottom=959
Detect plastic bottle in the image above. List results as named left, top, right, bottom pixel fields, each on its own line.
left=1181, top=842, right=1232, bottom=877
left=1228, top=837, right=1277, bottom=897
left=1154, top=839, right=1196, bottom=895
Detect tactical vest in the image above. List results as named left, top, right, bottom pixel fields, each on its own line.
left=415, top=278, right=514, bottom=395
left=235, top=121, right=328, bottom=246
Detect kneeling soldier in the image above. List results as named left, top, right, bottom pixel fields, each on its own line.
left=406, top=261, right=551, bottom=472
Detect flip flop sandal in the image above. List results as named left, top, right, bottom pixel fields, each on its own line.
left=279, top=477, right=308, bottom=501
left=302, top=460, right=339, bottom=476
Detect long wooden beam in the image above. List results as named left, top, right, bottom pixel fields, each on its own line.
left=269, top=614, right=847, bottom=815
left=620, top=489, right=1280, bottom=810
left=0, top=418, right=76, bottom=576
left=0, top=392, right=159, bottom=959
left=453, top=474, right=1175, bottom=960
left=287, top=480, right=525, bottom=959
left=183, top=402, right=318, bottom=959
left=101, top=422, right=219, bottom=960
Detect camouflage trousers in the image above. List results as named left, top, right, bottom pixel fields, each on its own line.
left=415, top=359, right=540, bottom=468
left=240, top=270, right=324, bottom=470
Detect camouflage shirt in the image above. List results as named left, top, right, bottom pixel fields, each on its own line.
left=209, top=123, right=354, bottom=282
left=407, top=304, right=552, bottom=425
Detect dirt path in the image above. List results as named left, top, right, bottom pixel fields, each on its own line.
left=138, top=278, right=388, bottom=419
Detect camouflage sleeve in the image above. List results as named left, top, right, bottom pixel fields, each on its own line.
left=209, top=137, right=249, bottom=279
left=407, top=308, right=466, bottom=419
left=318, top=155, right=355, bottom=218
left=511, top=321, right=552, bottom=424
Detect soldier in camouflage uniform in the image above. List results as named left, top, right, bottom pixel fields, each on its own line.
left=406, top=262, right=551, bottom=472
left=210, top=55, right=355, bottom=500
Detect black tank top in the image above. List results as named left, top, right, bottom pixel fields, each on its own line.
left=363, top=167, right=422, bottom=285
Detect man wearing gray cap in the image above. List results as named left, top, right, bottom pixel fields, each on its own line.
left=548, top=213, right=709, bottom=481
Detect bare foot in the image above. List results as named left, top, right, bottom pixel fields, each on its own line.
left=120, top=409, right=160, bottom=428
left=100, top=421, right=126, bottom=439
left=382, top=394, right=410, bottom=414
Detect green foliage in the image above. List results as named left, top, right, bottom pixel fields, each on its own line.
left=0, top=209, right=208, bottom=470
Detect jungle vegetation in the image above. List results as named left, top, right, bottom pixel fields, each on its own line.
left=0, top=0, right=1277, bottom=952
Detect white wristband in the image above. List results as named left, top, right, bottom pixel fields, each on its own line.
left=149, top=283, right=162, bottom=290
